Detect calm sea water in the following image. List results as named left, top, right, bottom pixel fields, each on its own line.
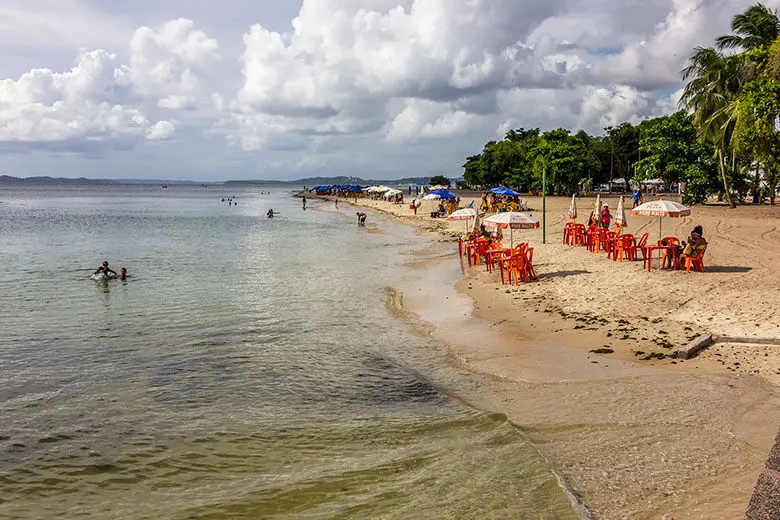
left=0, top=184, right=578, bottom=519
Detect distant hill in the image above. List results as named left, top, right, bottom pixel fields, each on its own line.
left=0, top=175, right=206, bottom=185
left=0, top=174, right=462, bottom=186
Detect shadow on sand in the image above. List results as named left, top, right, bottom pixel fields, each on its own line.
left=705, top=266, right=752, bottom=273
left=537, top=269, right=590, bottom=280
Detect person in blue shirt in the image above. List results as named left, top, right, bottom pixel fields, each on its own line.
left=632, top=189, right=643, bottom=208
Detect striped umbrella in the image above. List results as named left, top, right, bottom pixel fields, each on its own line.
left=631, top=199, right=690, bottom=239
left=615, top=195, right=627, bottom=229
left=568, top=194, right=577, bottom=220
left=482, top=212, right=540, bottom=248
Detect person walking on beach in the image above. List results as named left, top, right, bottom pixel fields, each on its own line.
left=335, top=198, right=339, bottom=209
left=632, top=189, right=642, bottom=208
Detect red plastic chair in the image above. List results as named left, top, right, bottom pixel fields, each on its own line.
left=525, top=247, right=536, bottom=280
left=571, top=224, right=586, bottom=246
left=634, top=233, right=649, bottom=263
left=660, top=237, right=681, bottom=270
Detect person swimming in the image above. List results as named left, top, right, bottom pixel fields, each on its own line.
left=120, top=267, right=127, bottom=281
left=95, top=261, right=117, bottom=276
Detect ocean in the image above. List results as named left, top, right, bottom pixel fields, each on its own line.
left=0, top=184, right=579, bottom=519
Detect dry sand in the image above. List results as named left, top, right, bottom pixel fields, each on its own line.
left=314, top=192, right=780, bottom=519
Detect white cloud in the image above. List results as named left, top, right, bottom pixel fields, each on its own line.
left=146, top=120, right=177, bottom=141
left=385, top=99, right=477, bottom=143
left=0, top=19, right=217, bottom=155
left=0, top=51, right=153, bottom=148
left=128, top=18, right=220, bottom=110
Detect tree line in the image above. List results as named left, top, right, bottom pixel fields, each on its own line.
left=461, top=3, right=780, bottom=206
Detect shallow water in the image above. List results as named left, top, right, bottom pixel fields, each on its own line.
left=0, top=184, right=578, bottom=519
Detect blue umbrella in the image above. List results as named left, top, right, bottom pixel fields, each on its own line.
left=491, top=186, right=521, bottom=196
left=430, top=189, right=457, bottom=200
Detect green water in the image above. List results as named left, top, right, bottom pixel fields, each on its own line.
left=0, top=184, right=578, bottom=519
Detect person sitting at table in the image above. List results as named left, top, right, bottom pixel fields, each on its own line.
left=680, top=225, right=707, bottom=263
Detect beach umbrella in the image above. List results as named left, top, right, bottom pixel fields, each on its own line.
left=429, top=188, right=457, bottom=200
left=631, top=199, right=690, bottom=239
left=490, top=186, right=522, bottom=196
left=482, top=212, right=540, bottom=248
left=592, top=194, right=602, bottom=223
left=568, top=194, right=577, bottom=220
left=615, top=195, right=627, bottom=229
left=448, top=207, right=480, bottom=234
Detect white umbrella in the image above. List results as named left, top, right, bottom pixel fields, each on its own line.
left=615, top=195, right=627, bottom=229
left=631, top=199, right=690, bottom=239
left=383, top=189, right=402, bottom=198
left=482, top=211, right=540, bottom=248
left=592, top=194, right=602, bottom=225
left=448, top=207, right=480, bottom=234
left=568, top=194, right=577, bottom=220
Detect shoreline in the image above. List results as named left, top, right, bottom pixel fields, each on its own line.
left=314, top=193, right=780, bottom=519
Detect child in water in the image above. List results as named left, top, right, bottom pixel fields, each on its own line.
left=120, top=267, right=127, bottom=281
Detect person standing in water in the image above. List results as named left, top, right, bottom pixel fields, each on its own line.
left=95, top=261, right=117, bottom=276
left=302, top=196, right=307, bottom=210
left=335, top=198, right=339, bottom=209
left=267, top=209, right=276, bottom=218
left=120, top=267, right=128, bottom=281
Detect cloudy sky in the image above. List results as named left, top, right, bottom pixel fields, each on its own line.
left=0, top=0, right=775, bottom=181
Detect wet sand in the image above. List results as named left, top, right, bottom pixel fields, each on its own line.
left=318, top=192, right=780, bottom=519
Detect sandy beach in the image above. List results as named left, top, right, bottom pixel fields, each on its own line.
left=318, top=192, right=780, bottom=519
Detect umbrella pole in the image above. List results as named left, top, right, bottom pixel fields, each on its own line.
left=510, top=227, right=513, bottom=249
left=659, top=217, right=662, bottom=241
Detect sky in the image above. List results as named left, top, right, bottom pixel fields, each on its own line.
left=0, top=0, right=777, bottom=181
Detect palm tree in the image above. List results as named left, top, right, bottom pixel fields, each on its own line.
left=680, top=47, right=742, bottom=207
left=715, top=3, right=780, bottom=51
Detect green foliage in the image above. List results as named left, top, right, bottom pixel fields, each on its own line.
left=428, top=174, right=451, bottom=187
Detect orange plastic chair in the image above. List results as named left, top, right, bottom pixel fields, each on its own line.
left=685, top=244, right=707, bottom=272
left=506, top=253, right=528, bottom=285
left=613, top=235, right=635, bottom=262
left=660, top=237, right=681, bottom=269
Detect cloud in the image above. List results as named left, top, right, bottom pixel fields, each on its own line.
left=128, top=18, right=220, bottom=110
left=0, top=19, right=216, bottom=155
left=225, top=0, right=747, bottom=157
left=146, top=120, right=177, bottom=141
left=2, top=0, right=777, bottom=180
left=226, top=0, right=571, bottom=150
left=0, top=51, right=151, bottom=148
